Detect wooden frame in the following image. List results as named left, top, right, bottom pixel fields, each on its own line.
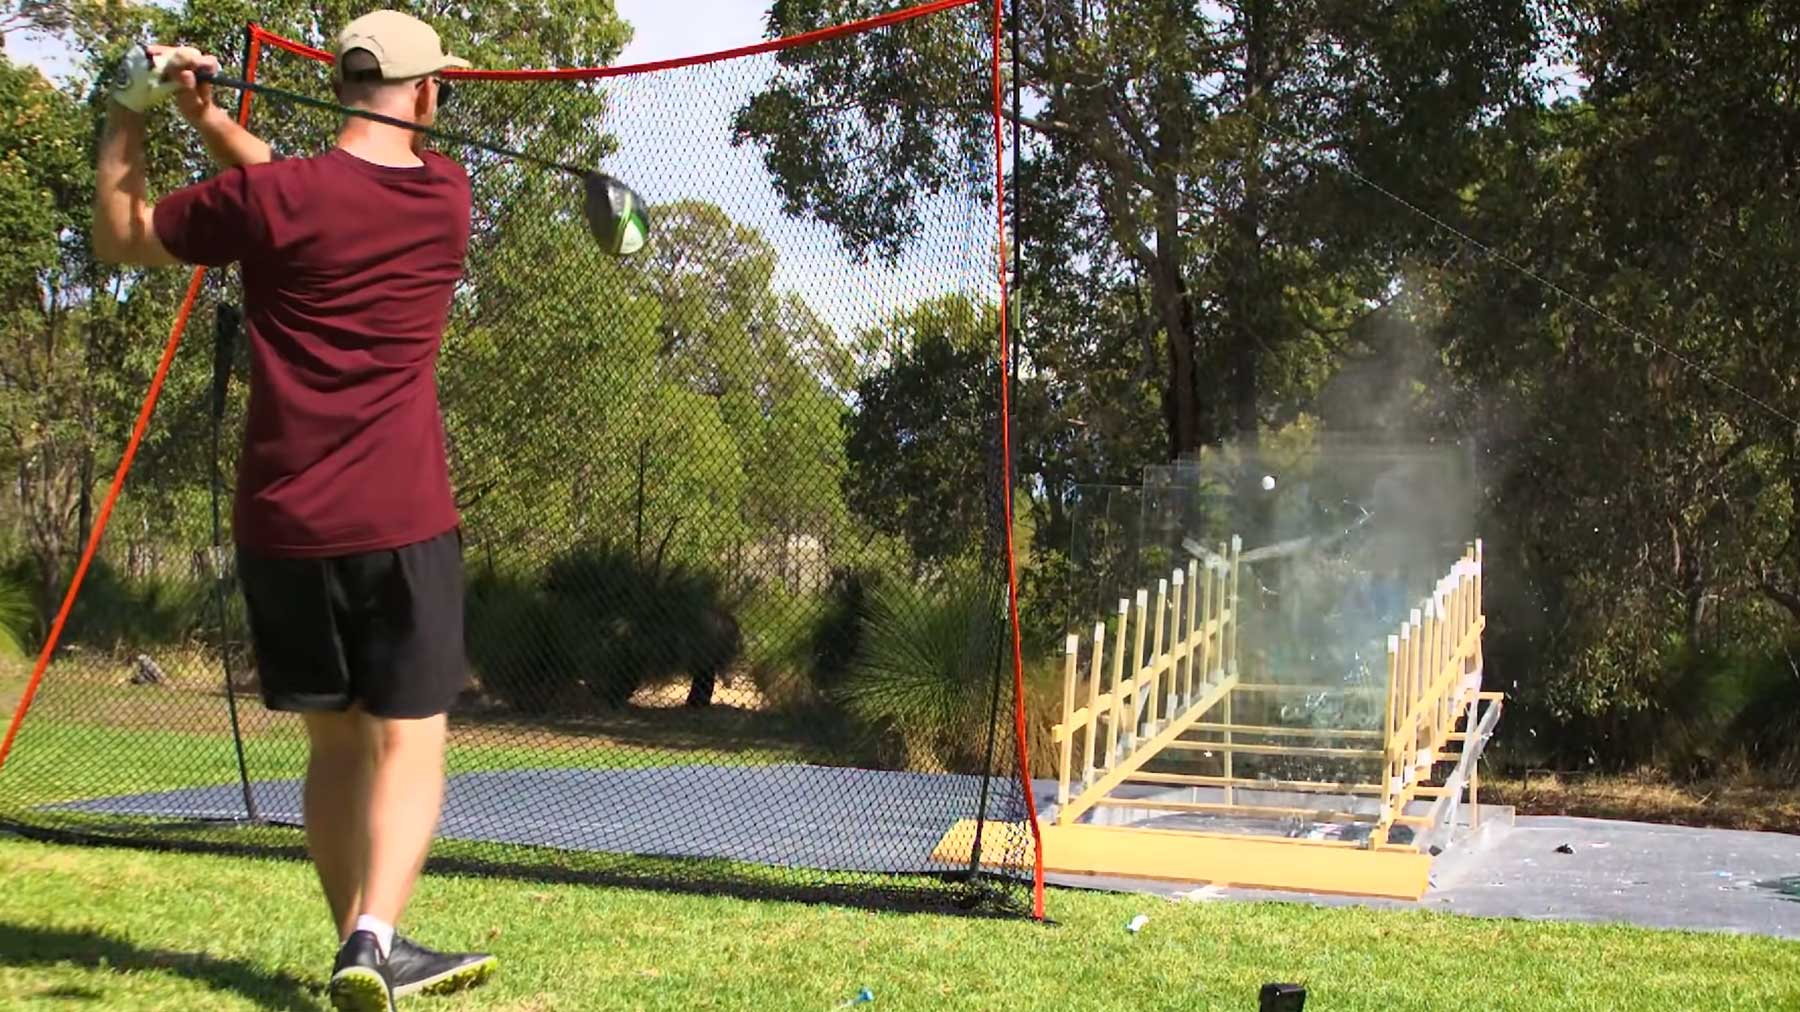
left=1052, top=538, right=1242, bottom=826
left=1032, top=538, right=1500, bottom=897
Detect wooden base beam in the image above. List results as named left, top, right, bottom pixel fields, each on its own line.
left=932, top=821, right=1432, bottom=900
left=1122, top=771, right=1384, bottom=795
left=1190, top=722, right=1383, bottom=741
left=1093, top=798, right=1377, bottom=823
left=1168, top=740, right=1385, bottom=760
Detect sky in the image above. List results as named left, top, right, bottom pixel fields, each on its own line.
left=0, top=1, right=986, bottom=338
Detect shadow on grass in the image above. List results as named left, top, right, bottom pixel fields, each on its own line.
left=0, top=923, right=322, bottom=1010
left=3, top=820, right=1035, bottom=921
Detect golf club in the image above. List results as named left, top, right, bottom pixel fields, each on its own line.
left=194, top=68, right=650, bottom=255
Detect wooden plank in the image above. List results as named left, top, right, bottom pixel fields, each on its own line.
left=1168, top=568, right=1187, bottom=716
left=1093, top=798, right=1378, bottom=823
left=1183, top=559, right=1199, bottom=703
left=1226, top=536, right=1242, bottom=676
left=1128, top=588, right=1148, bottom=746
left=932, top=821, right=1434, bottom=900
left=1124, top=771, right=1384, bottom=795
left=1197, top=556, right=1215, bottom=699
left=1148, top=577, right=1168, bottom=728
left=1083, top=620, right=1103, bottom=780
left=1058, top=633, right=1077, bottom=807
left=1107, top=598, right=1128, bottom=766
left=1373, top=633, right=1401, bottom=848
left=1169, top=740, right=1384, bottom=760
left=1189, top=722, right=1384, bottom=741
left=1234, top=683, right=1388, bottom=696
left=1219, top=555, right=1235, bottom=805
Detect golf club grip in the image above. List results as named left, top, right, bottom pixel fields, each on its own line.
left=194, top=69, right=585, bottom=178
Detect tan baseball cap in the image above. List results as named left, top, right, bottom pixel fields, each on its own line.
left=333, top=10, right=470, bottom=81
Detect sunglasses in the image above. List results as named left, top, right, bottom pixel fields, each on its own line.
left=420, top=76, right=454, bottom=110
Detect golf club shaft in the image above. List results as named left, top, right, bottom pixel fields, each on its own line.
left=196, top=70, right=587, bottom=178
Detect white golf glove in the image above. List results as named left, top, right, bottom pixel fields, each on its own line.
left=109, top=44, right=179, bottom=113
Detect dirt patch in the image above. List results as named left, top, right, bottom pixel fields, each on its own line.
left=1484, top=772, right=1800, bottom=836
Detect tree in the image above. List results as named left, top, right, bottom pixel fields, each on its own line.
left=842, top=295, right=1023, bottom=567
left=1421, top=1, right=1800, bottom=766
left=0, top=56, right=96, bottom=613
left=738, top=0, right=1541, bottom=458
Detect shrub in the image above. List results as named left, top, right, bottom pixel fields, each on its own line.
left=468, top=543, right=741, bottom=714
left=837, top=562, right=1014, bottom=773
left=742, top=567, right=879, bottom=714
left=63, top=562, right=211, bottom=657
left=0, top=573, right=32, bottom=660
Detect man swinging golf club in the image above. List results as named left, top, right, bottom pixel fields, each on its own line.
left=93, top=11, right=494, bottom=1010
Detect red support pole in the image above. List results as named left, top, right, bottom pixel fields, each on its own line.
left=991, top=0, right=1047, bottom=919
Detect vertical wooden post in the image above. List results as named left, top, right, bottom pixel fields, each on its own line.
left=1404, top=610, right=1421, bottom=780
left=1129, top=588, right=1148, bottom=746
left=1084, top=621, right=1103, bottom=782
left=1431, top=591, right=1448, bottom=755
left=1184, top=559, right=1200, bottom=705
left=1058, top=633, right=1077, bottom=811
left=1147, top=578, right=1168, bottom=731
left=1225, top=536, right=1242, bottom=678
left=1168, top=568, right=1186, bottom=717
left=1438, top=588, right=1453, bottom=747
left=1223, top=539, right=1241, bottom=803
left=1107, top=598, right=1128, bottom=766
left=1377, top=633, right=1401, bottom=843
left=1197, top=558, right=1216, bottom=693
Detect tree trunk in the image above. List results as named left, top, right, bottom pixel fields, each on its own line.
left=1227, top=0, right=1273, bottom=448
left=1152, top=232, right=1202, bottom=460
left=1150, top=76, right=1206, bottom=460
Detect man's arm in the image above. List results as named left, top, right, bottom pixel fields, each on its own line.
left=91, top=103, right=178, bottom=267
left=188, top=104, right=275, bottom=167
left=174, top=61, right=273, bottom=168
left=92, top=44, right=262, bottom=267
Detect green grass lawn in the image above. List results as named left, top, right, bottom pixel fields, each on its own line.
left=1, top=837, right=1796, bottom=1011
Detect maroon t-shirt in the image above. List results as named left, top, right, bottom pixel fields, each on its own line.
left=153, top=147, right=471, bottom=558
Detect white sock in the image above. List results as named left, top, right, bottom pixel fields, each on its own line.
left=354, top=915, right=395, bottom=959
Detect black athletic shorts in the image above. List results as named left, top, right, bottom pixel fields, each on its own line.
left=236, top=528, right=467, bottom=719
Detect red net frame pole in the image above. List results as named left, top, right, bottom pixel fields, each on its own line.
left=990, top=0, right=1047, bottom=921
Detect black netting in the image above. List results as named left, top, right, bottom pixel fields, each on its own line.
left=0, top=3, right=1037, bottom=916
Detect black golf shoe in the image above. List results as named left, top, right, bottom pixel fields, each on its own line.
left=328, top=931, right=395, bottom=1012
left=387, top=935, right=497, bottom=997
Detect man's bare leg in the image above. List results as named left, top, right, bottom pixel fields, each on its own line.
left=357, top=712, right=448, bottom=930
left=302, top=710, right=376, bottom=940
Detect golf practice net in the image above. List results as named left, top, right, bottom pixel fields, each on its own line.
left=0, top=0, right=1045, bottom=916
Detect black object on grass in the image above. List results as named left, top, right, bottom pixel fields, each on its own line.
left=1260, top=983, right=1307, bottom=1012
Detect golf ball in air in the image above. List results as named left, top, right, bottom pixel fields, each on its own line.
left=1261, top=475, right=1277, bottom=491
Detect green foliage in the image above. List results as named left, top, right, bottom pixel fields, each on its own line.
left=837, top=561, right=1007, bottom=773
left=0, top=570, right=32, bottom=659
left=468, top=543, right=740, bottom=713
left=63, top=563, right=211, bottom=656
left=842, top=296, right=1005, bottom=566
left=741, top=567, right=878, bottom=715
left=1427, top=1, right=1800, bottom=770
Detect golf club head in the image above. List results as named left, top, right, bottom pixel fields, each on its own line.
left=584, top=172, right=650, bottom=257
